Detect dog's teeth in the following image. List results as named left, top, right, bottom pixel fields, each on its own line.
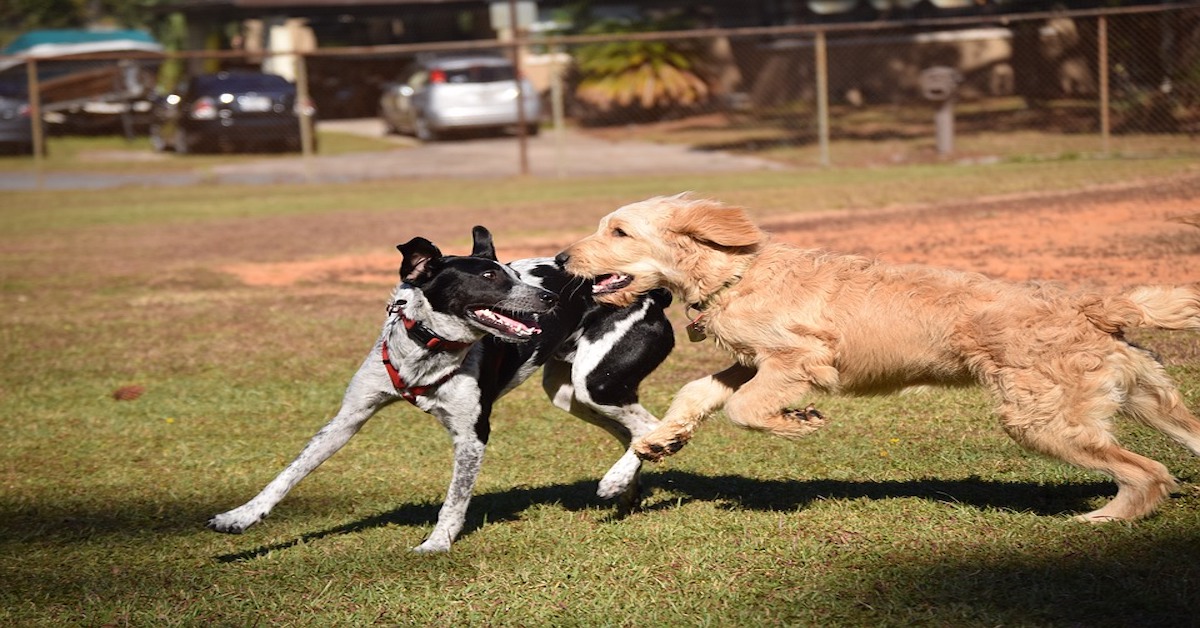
left=475, top=308, right=541, bottom=337
left=593, top=273, right=632, bottom=294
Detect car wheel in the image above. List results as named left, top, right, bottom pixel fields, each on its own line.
left=414, top=115, right=438, bottom=142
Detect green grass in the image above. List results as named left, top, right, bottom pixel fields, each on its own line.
left=2, top=162, right=1199, bottom=626
left=3, top=157, right=1197, bottom=236
left=0, top=130, right=398, bottom=174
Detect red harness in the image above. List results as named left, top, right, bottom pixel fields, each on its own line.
left=382, top=309, right=474, bottom=405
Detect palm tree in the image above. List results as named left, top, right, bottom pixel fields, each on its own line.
left=572, top=16, right=715, bottom=120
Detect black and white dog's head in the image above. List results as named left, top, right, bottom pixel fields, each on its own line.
left=396, top=226, right=557, bottom=342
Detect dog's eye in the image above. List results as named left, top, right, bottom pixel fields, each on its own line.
left=482, top=270, right=497, bottom=280
left=612, top=227, right=629, bottom=238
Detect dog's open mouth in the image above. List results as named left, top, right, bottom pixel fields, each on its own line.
left=592, top=273, right=633, bottom=295
left=468, top=307, right=542, bottom=339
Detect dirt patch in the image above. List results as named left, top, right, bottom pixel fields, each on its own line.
left=762, top=179, right=1200, bottom=289
left=223, top=255, right=399, bottom=287
left=222, top=175, right=1200, bottom=290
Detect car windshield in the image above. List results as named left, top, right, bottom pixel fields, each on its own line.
left=0, top=78, right=27, bottom=99
left=439, top=64, right=515, bottom=84
left=194, top=73, right=292, bottom=93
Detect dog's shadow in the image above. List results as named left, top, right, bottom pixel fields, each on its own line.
left=215, top=472, right=1115, bottom=562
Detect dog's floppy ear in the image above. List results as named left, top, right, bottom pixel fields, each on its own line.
left=471, top=225, right=498, bottom=261
left=397, top=237, right=443, bottom=282
left=668, top=199, right=763, bottom=249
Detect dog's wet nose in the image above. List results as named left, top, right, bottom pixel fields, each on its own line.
left=554, top=251, right=570, bottom=267
left=539, top=290, right=558, bottom=307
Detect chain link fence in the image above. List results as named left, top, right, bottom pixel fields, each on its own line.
left=548, top=3, right=1199, bottom=168
left=2, top=3, right=1196, bottom=175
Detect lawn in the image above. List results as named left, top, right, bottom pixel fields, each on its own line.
left=0, top=129, right=398, bottom=175
left=2, top=160, right=1199, bottom=626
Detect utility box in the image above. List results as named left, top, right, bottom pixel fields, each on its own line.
left=919, top=66, right=963, bottom=156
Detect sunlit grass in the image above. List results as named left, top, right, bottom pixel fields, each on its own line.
left=0, top=129, right=399, bottom=174
left=1, top=164, right=1198, bottom=625
left=2, top=157, right=1197, bottom=237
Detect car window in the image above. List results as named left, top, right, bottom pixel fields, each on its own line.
left=0, top=79, right=27, bottom=99
left=194, top=73, right=293, bottom=93
left=442, top=65, right=515, bottom=83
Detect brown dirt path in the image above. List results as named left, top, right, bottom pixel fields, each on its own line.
left=762, top=175, right=1200, bottom=289
left=222, top=175, right=1200, bottom=290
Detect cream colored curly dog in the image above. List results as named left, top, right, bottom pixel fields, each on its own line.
left=556, top=193, right=1200, bottom=522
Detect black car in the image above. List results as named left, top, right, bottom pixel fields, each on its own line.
left=0, top=82, right=37, bottom=155
left=150, top=71, right=313, bottom=153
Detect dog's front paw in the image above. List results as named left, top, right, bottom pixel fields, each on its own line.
left=411, top=539, right=451, bottom=554
left=597, top=450, right=642, bottom=499
left=206, top=508, right=263, bottom=534
left=633, top=435, right=687, bottom=462
left=780, top=404, right=827, bottom=438
left=787, top=404, right=824, bottom=422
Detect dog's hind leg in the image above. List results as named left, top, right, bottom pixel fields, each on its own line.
left=993, top=365, right=1177, bottom=522
left=208, top=358, right=395, bottom=534
left=1121, top=350, right=1200, bottom=457
left=1012, top=421, right=1175, bottom=522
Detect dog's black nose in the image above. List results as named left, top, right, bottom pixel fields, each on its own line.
left=554, top=251, right=570, bottom=267
left=539, top=290, right=558, bottom=307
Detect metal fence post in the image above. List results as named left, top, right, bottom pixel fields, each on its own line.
left=508, top=0, right=530, bottom=176
left=815, top=29, right=830, bottom=168
left=26, top=58, right=45, bottom=172
left=294, top=52, right=315, bottom=161
left=550, top=43, right=566, bottom=179
left=1098, top=14, right=1110, bottom=156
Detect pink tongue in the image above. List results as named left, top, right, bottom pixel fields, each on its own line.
left=476, top=309, right=540, bottom=336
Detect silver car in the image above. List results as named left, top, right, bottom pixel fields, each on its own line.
left=379, top=55, right=540, bottom=141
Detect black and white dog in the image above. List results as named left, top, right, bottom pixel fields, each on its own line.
left=208, top=226, right=674, bottom=552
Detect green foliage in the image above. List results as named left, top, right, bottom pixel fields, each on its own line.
left=1, top=0, right=88, bottom=34
left=572, top=15, right=715, bottom=118
left=0, top=0, right=166, bottom=36
left=155, top=11, right=188, bottom=92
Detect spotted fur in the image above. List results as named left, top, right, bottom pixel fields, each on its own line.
left=208, top=226, right=673, bottom=552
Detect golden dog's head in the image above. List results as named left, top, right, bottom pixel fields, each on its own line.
left=557, top=194, right=764, bottom=307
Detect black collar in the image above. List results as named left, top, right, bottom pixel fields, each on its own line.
left=687, top=274, right=745, bottom=313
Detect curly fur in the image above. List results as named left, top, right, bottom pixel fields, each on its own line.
left=558, top=194, right=1200, bottom=521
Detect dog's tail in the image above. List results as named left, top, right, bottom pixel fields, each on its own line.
left=1079, top=285, right=1200, bottom=333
